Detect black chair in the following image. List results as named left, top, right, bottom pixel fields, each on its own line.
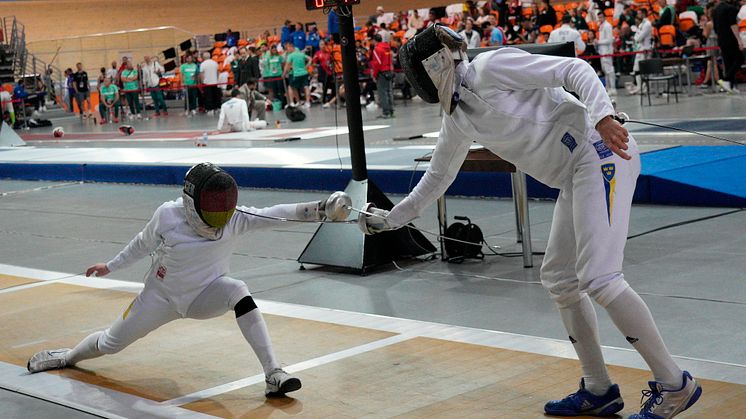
left=638, top=58, right=678, bottom=106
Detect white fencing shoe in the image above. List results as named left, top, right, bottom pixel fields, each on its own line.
left=628, top=371, right=702, bottom=419
left=27, top=349, right=70, bottom=373
left=265, top=368, right=301, bottom=397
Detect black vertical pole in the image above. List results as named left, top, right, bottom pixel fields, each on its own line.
left=337, top=8, right=368, bottom=181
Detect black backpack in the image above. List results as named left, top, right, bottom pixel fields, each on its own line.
left=444, top=216, right=484, bottom=263
left=285, top=106, right=306, bottom=122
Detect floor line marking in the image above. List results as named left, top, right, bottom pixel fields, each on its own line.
left=10, top=339, right=47, bottom=349
left=0, top=361, right=216, bottom=419
left=0, top=181, right=83, bottom=197
left=161, top=333, right=416, bottom=407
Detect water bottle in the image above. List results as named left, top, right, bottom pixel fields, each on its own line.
left=201, top=132, right=208, bottom=147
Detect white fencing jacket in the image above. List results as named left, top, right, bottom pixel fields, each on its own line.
left=388, top=48, right=615, bottom=227
left=106, top=198, right=299, bottom=314
left=548, top=24, right=586, bottom=54
left=597, top=20, right=615, bottom=56
left=634, top=18, right=653, bottom=51
left=217, top=97, right=251, bottom=131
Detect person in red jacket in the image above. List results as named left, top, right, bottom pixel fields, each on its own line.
left=370, top=34, right=394, bottom=118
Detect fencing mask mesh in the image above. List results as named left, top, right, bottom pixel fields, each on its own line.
left=183, top=163, right=238, bottom=236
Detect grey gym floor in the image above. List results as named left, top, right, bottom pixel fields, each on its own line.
left=2, top=85, right=745, bottom=418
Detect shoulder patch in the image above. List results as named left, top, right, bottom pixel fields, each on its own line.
left=561, top=132, right=577, bottom=152
left=593, top=140, right=613, bottom=159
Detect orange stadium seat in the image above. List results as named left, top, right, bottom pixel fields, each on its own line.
left=581, top=31, right=589, bottom=42
left=555, top=4, right=566, bottom=13
left=679, top=17, right=696, bottom=33
left=214, top=41, right=226, bottom=48
left=540, top=24, right=554, bottom=35
left=522, top=7, right=533, bottom=18
left=588, top=20, right=599, bottom=32
left=658, top=25, right=676, bottom=48
left=740, top=20, right=746, bottom=33
left=238, top=39, right=249, bottom=47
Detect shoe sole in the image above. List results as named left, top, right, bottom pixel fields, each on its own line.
left=545, top=399, right=623, bottom=417
left=265, top=377, right=302, bottom=398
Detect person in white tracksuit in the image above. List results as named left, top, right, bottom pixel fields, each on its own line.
left=596, top=10, right=617, bottom=96
left=218, top=89, right=251, bottom=132
left=27, top=163, right=351, bottom=398
left=360, top=24, right=701, bottom=418
left=630, top=8, right=653, bottom=94
left=548, top=15, right=586, bottom=54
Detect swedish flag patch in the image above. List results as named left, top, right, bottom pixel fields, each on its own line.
left=602, top=163, right=616, bottom=224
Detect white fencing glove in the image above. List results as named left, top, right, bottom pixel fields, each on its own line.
left=295, top=191, right=352, bottom=221
left=357, top=202, right=392, bottom=235
left=320, top=191, right=352, bottom=221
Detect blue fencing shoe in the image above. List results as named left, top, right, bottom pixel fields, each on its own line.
left=628, top=371, right=702, bottom=419
left=545, top=378, right=624, bottom=416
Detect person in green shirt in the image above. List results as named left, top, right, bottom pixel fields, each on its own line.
left=180, top=54, right=200, bottom=116
left=262, top=44, right=286, bottom=108
left=282, top=42, right=312, bottom=108
left=120, top=61, right=142, bottom=118
left=98, top=76, right=121, bottom=123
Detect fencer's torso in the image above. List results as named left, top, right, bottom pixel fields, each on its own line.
left=106, top=199, right=297, bottom=314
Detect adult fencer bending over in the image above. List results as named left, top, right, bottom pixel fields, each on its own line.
left=28, top=162, right=351, bottom=398
left=358, top=24, right=701, bottom=419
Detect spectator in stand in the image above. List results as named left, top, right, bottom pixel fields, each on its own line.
left=630, top=8, right=653, bottom=94
left=97, top=67, right=107, bottom=88
left=597, top=9, right=617, bottom=96
left=617, top=5, right=637, bottom=29
left=292, top=23, right=307, bottom=51
left=180, top=54, right=199, bottom=116
left=280, top=21, right=293, bottom=47
left=389, top=36, right=411, bottom=99
left=408, top=9, right=425, bottom=34
left=371, top=6, right=385, bottom=25
left=72, top=62, right=93, bottom=119
left=233, top=48, right=251, bottom=87
left=378, top=23, right=393, bottom=43
left=262, top=44, right=285, bottom=107
left=64, top=68, right=75, bottom=113
left=283, top=42, right=312, bottom=108
left=238, top=80, right=269, bottom=121
left=13, top=78, right=41, bottom=116
left=98, top=76, right=121, bottom=124
left=370, top=34, right=394, bottom=118
left=536, top=0, right=558, bottom=28
left=313, top=39, right=335, bottom=108
left=549, top=15, right=586, bottom=54
left=328, top=9, right=341, bottom=43
left=142, top=56, right=168, bottom=117
left=247, top=47, right=261, bottom=83
left=475, top=6, right=490, bottom=26
left=739, top=0, right=746, bottom=46
left=307, top=25, right=321, bottom=54
left=200, top=51, right=220, bottom=115
left=121, top=60, right=142, bottom=119
left=226, top=29, right=238, bottom=48
left=507, top=0, right=523, bottom=24
left=424, top=9, right=439, bottom=27
left=493, top=0, right=510, bottom=27
left=41, top=67, right=54, bottom=111
left=489, top=21, right=506, bottom=45
left=569, top=7, right=589, bottom=30
left=656, top=0, right=676, bottom=28
left=713, top=0, right=745, bottom=93
left=698, top=2, right=721, bottom=88
left=459, top=18, right=483, bottom=49
left=106, top=61, right=118, bottom=83
left=584, top=30, right=603, bottom=74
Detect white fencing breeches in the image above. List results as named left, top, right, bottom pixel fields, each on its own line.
left=67, top=277, right=250, bottom=363
left=540, top=135, right=641, bottom=308
left=601, top=57, right=615, bottom=91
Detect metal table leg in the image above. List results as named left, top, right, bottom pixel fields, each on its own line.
left=511, top=173, right=523, bottom=243
left=511, top=171, right=533, bottom=268
left=437, top=196, right=447, bottom=261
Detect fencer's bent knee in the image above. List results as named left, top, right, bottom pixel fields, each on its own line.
left=585, top=272, right=630, bottom=307
left=234, top=295, right=258, bottom=318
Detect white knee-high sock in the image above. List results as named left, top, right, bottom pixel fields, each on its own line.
left=65, top=331, right=105, bottom=365
left=236, top=309, right=280, bottom=376
left=604, top=288, right=683, bottom=389
left=558, top=294, right=613, bottom=395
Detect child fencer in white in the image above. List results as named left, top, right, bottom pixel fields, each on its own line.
left=358, top=25, right=701, bottom=418
left=28, top=162, right=352, bottom=398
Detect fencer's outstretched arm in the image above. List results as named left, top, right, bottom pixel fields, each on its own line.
left=106, top=204, right=167, bottom=273
left=387, top=118, right=471, bottom=227
left=234, top=192, right=351, bottom=233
